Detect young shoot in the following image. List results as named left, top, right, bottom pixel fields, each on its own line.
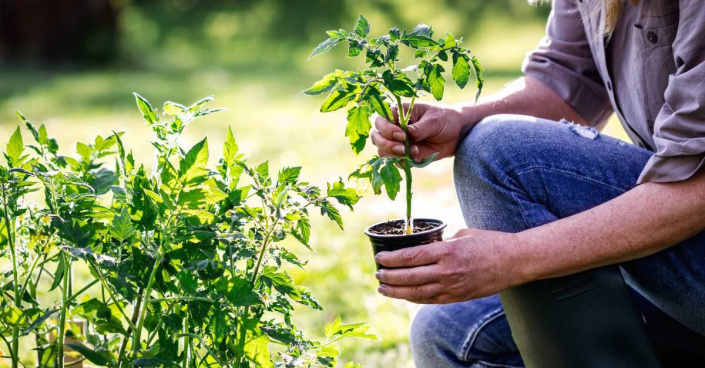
left=305, top=15, right=483, bottom=234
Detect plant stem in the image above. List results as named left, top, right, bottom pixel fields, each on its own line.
left=117, top=295, right=142, bottom=368
left=1, top=184, right=19, bottom=368
left=395, top=95, right=416, bottom=234
left=57, top=252, right=69, bottom=368
left=132, top=252, right=164, bottom=355
left=250, top=218, right=279, bottom=286
left=182, top=316, right=190, bottom=368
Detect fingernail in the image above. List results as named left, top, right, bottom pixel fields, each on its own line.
left=392, top=132, right=405, bottom=141
left=392, top=145, right=405, bottom=155
left=378, top=285, right=388, bottom=296
left=375, top=271, right=382, bottom=280
left=411, top=146, right=419, bottom=156
left=409, top=125, right=418, bottom=134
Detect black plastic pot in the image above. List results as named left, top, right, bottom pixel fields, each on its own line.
left=364, top=218, right=447, bottom=270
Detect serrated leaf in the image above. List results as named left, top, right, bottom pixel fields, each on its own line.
left=366, top=88, right=394, bottom=122
left=407, top=152, right=439, bottom=168
left=6, top=126, right=23, bottom=166
left=179, top=138, right=209, bottom=183
left=427, top=64, right=445, bottom=101
left=471, top=56, right=485, bottom=102
left=163, top=101, right=187, bottom=117
left=380, top=160, right=402, bottom=200
left=345, top=105, right=372, bottom=154
left=452, top=53, right=470, bottom=89
left=321, top=201, right=343, bottom=229
left=382, top=70, right=417, bottom=98
left=309, top=37, right=339, bottom=60
left=133, top=93, right=157, bottom=125
left=110, top=208, right=135, bottom=243
left=321, top=84, right=358, bottom=112
left=277, top=167, right=301, bottom=185
left=327, top=179, right=361, bottom=209
left=354, top=15, right=370, bottom=37
left=303, top=72, right=340, bottom=95
left=224, top=126, right=239, bottom=166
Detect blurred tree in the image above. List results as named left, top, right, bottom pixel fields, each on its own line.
left=0, top=0, right=121, bottom=64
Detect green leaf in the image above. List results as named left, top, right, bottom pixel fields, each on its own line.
left=179, top=138, right=209, bottom=183
left=326, top=29, right=347, bottom=40
left=244, top=331, right=272, bottom=368
left=407, top=152, right=439, bottom=168
left=427, top=64, right=446, bottom=101
left=327, top=179, right=361, bottom=210
left=321, top=201, right=343, bottom=229
left=345, top=105, right=372, bottom=154
left=309, top=37, right=339, bottom=60
left=255, top=161, right=269, bottom=181
left=366, top=88, right=394, bottom=122
left=380, top=160, right=402, bottom=200
left=303, top=71, right=340, bottom=95
left=6, top=126, right=23, bottom=166
left=110, top=208, right=135, bottom=243
left=382, top=70, right=417, bottom=98
left=64, top=343, right=110, bottom=366
left=471, top=56, right=485, bottom=102
left=347, top=40, right=364, bottom=57
left=353, top=15, right=370, bottom=37
left=133, top=93, right=157, bottom=125
left=452, top=53, right=470, bottom=89
left=277, top=167, right=301, bottom=185
left=223, top=126, right=239, bottom=166
left=227, top=277, right=261, bottom=307
left=50, top=252, right=66, bottom=291
left=320, top=84, right=358, bottom=112
left=402, top=23, right=438, bottom=48
left=163, top=101, right=187, bottom=117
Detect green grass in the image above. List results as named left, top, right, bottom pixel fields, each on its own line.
left=0, top=4, right=630, bottom=366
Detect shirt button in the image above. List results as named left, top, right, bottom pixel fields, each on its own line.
left=647, top=31, right=658, bottom=43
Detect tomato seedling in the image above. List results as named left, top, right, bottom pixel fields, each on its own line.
left=306, top=15, right=483, bottom=234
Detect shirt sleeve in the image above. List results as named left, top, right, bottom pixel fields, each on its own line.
left=522, top=0, right=613, bottom=126
left=637, top=1, right=705, bottom=184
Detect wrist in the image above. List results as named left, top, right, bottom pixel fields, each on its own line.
left=503, top=231, right=537, bottom=287
left=452, top=102, right=481, bottom=138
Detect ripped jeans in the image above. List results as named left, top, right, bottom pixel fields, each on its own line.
left=410, top=115, right=705, bottom=368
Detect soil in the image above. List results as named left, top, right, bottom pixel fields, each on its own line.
left=368, top=219, right=438, bottom=235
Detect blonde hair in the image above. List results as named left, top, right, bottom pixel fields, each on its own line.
left=529, top=0, right=639, bottom=39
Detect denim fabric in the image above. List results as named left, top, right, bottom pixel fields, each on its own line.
left=410, top=114, right=705, bottom=368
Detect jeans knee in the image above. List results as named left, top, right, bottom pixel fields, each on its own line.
left=409, top=305, right=439, bottom=358
left=454, top=114, right=536, bottom=182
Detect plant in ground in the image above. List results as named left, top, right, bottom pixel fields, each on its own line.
left=0, top=95, right=372, bottom=368
left=305, top=15, right=483, bottom=234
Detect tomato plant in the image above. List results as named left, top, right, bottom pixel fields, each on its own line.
left=305, top=15, right=483, bottom=234
left=0, top=94, right=372, bottom=367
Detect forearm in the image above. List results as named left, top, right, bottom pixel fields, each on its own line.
left=513, top=170, right=705, bottom=284
left=456, top=75, right=589, bottom=136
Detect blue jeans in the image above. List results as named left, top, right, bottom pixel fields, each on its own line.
left=410, top=115, right=705, bottom=368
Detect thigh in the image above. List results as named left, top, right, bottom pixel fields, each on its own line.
left=455, top=114, right=705, bottom=335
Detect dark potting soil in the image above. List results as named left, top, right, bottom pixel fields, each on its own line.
left=368, top=219, right=438, bottom=235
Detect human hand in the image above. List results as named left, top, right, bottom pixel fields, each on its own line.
left=374, top=228, right=523, bottom=304
left=370, top=102, right=470, bottom=161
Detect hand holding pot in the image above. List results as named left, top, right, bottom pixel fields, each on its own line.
left=371, top=102, right=469, bottom=161
left=375, top=228, right=523, bottom=304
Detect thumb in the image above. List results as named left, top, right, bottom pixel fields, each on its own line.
left=407, top=115, right=439, bottom=142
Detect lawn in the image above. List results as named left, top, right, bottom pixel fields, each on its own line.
left=0, top=3, right=629, bottom=366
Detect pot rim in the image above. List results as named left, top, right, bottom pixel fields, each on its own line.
left=364, top=218, right=447, bottom=239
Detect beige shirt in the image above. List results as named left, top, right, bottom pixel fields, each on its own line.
left=523, top=0, right=705, bottom=184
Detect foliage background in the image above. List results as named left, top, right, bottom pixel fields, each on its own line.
left=0, top=1, right=629, bottom=366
